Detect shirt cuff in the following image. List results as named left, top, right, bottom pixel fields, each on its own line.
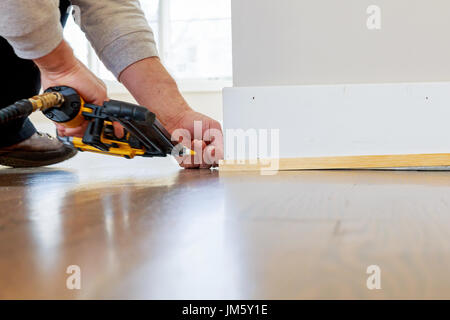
left=99, top=30, right=159, bottom=79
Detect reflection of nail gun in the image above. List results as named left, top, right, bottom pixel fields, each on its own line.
left=0, top=86, right=192, bottom=159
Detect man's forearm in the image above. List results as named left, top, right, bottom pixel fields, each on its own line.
left=119, top=56, right=224, bottom=168
left=72, top=0, right=158, bottom=79
left=119, top=57, right=191, bottom=126
left=33, top=40, right=77, bottom=74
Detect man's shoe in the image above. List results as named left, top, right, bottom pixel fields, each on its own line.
left=0, top=132, right=77, bottom=168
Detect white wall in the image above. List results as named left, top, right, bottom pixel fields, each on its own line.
left=232, top=0, right=450, bottom=87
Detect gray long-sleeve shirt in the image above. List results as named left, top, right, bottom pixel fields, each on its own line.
left=0, top=0, right=159, bottom=78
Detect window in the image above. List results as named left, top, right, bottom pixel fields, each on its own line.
left=63, top=0, right=232, bottom=90
left=165, top=0, right=232, bottom=80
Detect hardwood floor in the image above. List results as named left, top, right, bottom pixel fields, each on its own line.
left=2, top=150, right=450, bottom=299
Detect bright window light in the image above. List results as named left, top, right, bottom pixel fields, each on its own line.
left=63, top=0, right=232, bottom=86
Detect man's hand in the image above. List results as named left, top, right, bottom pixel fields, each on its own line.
left=165, top=110, right=223, bottom=168
left=33, top=40, right=109, bottom=137
left=120, top=57, right=224, bottom=168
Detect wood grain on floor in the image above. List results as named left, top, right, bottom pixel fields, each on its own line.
left=1, top=151, right=450, bottom=299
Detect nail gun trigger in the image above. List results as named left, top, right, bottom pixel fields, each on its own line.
left=82, top=118, right=110, bottom=151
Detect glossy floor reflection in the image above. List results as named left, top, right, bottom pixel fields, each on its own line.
left=2, top=152, right=450, bottom=299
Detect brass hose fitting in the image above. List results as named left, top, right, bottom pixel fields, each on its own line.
left=0, top=91, right=64, bottom=125
left=28, top=92, right=65, bottom=112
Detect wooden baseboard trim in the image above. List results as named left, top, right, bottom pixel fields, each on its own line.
left=219, top=153, right=450, bottom=171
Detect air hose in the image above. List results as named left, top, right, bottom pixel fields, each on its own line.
left=0, top=92, right=64, bottom=125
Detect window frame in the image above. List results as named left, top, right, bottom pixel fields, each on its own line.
left=86, top=0, right=232, bottom=94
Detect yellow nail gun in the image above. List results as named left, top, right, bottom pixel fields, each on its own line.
left=0, top=86, right=192, bottom=159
